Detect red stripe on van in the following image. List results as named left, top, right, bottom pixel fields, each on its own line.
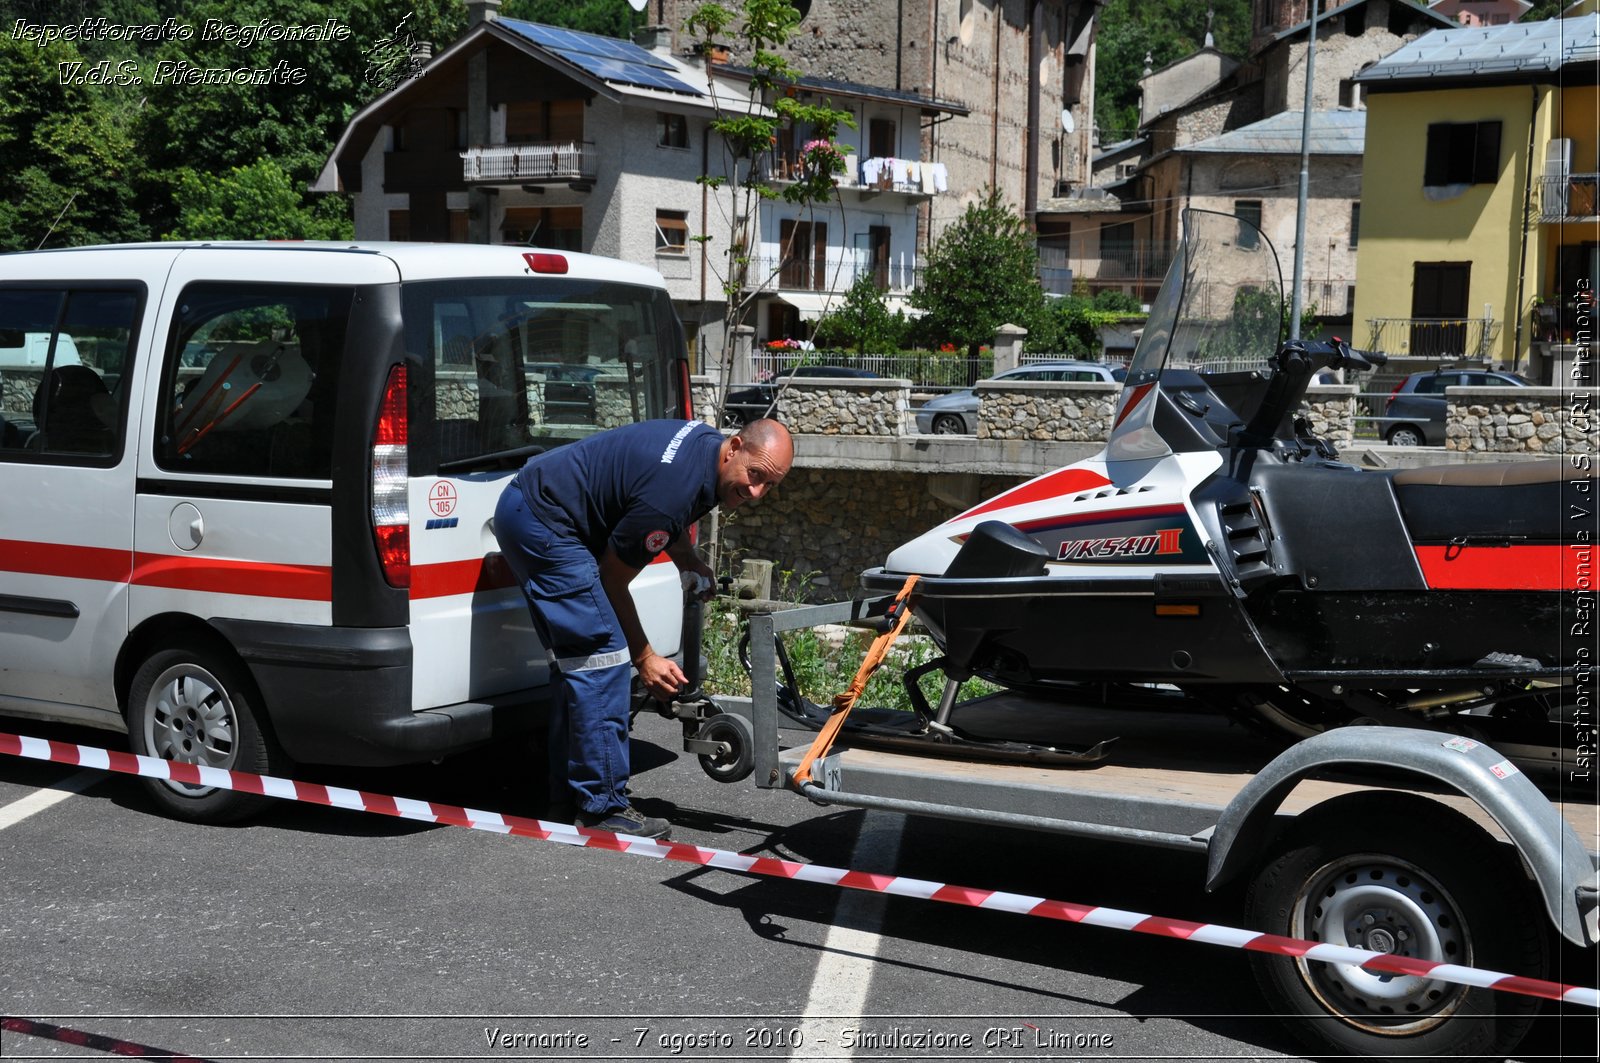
left=0, top=539, right=132, bottom=582
left=410, top=550, right=676, bottom=600
left=130, top=553, right=332, bottom=600
left=410, top=557, right=516, bottom=600
left=1413, top=544, right=1579, bottom=591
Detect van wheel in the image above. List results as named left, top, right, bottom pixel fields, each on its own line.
left=126, top=645, right=284, bottom=824
left=1245, top=792, right=1546, bottom=1063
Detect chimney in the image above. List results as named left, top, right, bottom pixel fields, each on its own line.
left=464, top=0, right=501, bottom=26
left=632, top=24, right=673, bottom=57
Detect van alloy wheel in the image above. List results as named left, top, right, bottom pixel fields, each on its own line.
left=127, top=645, right=284, bottom=823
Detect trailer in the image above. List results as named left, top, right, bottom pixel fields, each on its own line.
left=672, top=594, right=1599, bottom=1063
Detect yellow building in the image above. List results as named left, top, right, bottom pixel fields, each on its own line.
left=1353, top=15, right=1598, bottom=377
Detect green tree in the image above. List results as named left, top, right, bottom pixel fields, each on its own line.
left=168, top=158, right=351, bottom=240
left=1094, top=0, right=1251, bottom=143
left=684, top=1, right=855, bottom=408
left=812, top=275, right=906, bottom=354
left=913, top=189, right=1051, bottom=377
left=502, top=0, right=636, bottom=37
left=0, top=35, right=144, bottom=249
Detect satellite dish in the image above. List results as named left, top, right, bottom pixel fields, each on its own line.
left=1061, top=109, right=1075, bottom=133
left=627, top=0, right=647, bottom=10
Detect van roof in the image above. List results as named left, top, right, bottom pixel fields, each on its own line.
left=2, top=241, right=668, bottom=289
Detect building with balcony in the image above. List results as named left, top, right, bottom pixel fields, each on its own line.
left=1042, top=0, right=1447, bottom=311
left=652, top=0, right=1103, bottom=238
left=316, top=4, right=967, bottom=366
left=1352, top=14, right=1600, bottom=376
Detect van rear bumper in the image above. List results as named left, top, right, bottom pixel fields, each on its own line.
left=211, top=618, right=546, bottom=767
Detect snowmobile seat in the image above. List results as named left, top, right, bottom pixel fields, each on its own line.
left=1390, top=458, right=1584, bottom=542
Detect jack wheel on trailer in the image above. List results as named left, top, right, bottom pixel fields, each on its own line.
left=125, top=643, right=286, bottom=824
left=696, top=712, right=755, bottom=783
left=1244, top=791, right=1547, bottom=1062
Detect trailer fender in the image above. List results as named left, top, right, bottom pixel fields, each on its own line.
left=1204, top=727, right=1596, bottom=948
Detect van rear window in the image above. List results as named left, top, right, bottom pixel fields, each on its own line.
left=156, top=283, right=352, bottom=480
left=403, top=278, right=684, bottom=472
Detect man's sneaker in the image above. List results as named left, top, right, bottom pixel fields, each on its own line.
left=575, top=804, right=672, bottom=840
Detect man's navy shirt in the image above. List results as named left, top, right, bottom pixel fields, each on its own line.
left=514, top=420, right=722, bottom=568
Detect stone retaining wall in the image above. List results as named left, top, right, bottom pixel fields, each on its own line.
left=695, top=375, right=1359, bottom=443
left=975, top=380, right=1118, bottom=441
left=716, top=466, right=1025, bottom=598
left=1302, top=384, right=1357, bottom=451
left=1446, top=386, right=1597, bottom=454
left=1, top=370, right=41, bottom=416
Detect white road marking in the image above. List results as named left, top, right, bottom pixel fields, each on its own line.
left=0, top=770, right=101, bottom=830
left=792, top=811, right=905, bottom=1058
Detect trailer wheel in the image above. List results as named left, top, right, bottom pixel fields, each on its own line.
left=1245, top=791, right=1546, bottom=1062
left=697, top=712, right=755, bottom=783
left=125, top=644, right=284, bottom=824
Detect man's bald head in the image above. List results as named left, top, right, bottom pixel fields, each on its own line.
left=717, top=418, right=794, bottom=509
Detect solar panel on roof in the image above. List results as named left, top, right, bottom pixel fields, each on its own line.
left=499, top=18, right=701, bottom=96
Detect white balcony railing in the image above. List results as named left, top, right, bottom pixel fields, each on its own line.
left=743, top=250, right=921, bottom=295
left=760, top=154, right=947, bottom=196
left=461, top=142, right=597, bottom=183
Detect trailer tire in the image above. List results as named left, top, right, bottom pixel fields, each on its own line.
left=126, top=644, right=284, bottom=824
left=1244, top=791, right=1546, bottom=1063
left=697, top=711, right=755, bottom=784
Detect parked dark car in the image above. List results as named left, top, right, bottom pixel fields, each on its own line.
left=1383, top=366, right=1532, bottom=446
left=721, top=365, right=881, bottom=427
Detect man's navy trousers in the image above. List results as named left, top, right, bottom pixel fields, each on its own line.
left=494, top=483, right=631, bottom=815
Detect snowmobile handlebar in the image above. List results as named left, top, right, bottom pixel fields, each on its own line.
left=1238, top=338, right=1386, bottom=448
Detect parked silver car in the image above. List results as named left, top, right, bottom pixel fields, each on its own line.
left=915, top=361, right=1124, bottom=435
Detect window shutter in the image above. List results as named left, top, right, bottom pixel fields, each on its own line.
left=1473, top=121, right=1502, bottom=184
left=1424, top=124, right=1450, bottom=186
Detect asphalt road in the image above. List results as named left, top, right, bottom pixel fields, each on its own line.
left=1, top=708, right=1594, bottom=1063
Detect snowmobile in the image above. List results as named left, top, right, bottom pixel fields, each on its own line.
left=859, top=209, right=1591, bottom=764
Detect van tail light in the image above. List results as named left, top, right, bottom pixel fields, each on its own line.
left=1386, top=377, right=1406, bottom=411
left=372, top=364, right=410, bottom=588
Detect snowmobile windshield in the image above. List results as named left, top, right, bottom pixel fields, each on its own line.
left=1124, top=209, right=1285, bottom=386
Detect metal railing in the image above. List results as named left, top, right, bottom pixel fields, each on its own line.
left=749, top=350, right=990, bottom=388
left=1538, top=173, right=1599, bottom=222
left=1364, top=317, right=1501, bottom=361
left=461, top=142, right=597, bottom=183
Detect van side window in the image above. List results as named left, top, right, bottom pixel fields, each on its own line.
left=406, top=280, right=682, bottom=470
left=0, top=287, right=139, bottom=461
left=157, top=284, right=351, bottom=479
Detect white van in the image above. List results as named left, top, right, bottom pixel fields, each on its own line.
left=0, top=242, right=693, bottom=821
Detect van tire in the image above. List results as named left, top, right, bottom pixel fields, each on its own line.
left=125, top=645, right=285, bottom=824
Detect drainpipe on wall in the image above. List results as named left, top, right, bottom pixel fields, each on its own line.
left=1512, top=85, right=1540, bottom=375
left=465, top=0, right=502, bottom=245
left=1025, top=0, right=1042, bottom=220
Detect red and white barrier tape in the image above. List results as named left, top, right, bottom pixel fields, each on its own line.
left=1, top=1016, right=215, bottom=1061
left=3, top=731, right=1596, bottom=1010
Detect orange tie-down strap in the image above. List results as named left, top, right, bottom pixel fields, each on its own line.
left=789, top=574, right=919, bottom=789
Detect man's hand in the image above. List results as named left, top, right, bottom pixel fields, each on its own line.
left=668, top=536, right=716, bottom=601
left=635, top=650, right=687, bottom=702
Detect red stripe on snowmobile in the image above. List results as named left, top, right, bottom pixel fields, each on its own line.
left=954, top=468, right=1114, bottom=521
left=1414, top=544, right=1582, bottom=590
left=1011, top=503, right=1187, bottom=534
left=1113, top=382, right=1155, bottom=428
